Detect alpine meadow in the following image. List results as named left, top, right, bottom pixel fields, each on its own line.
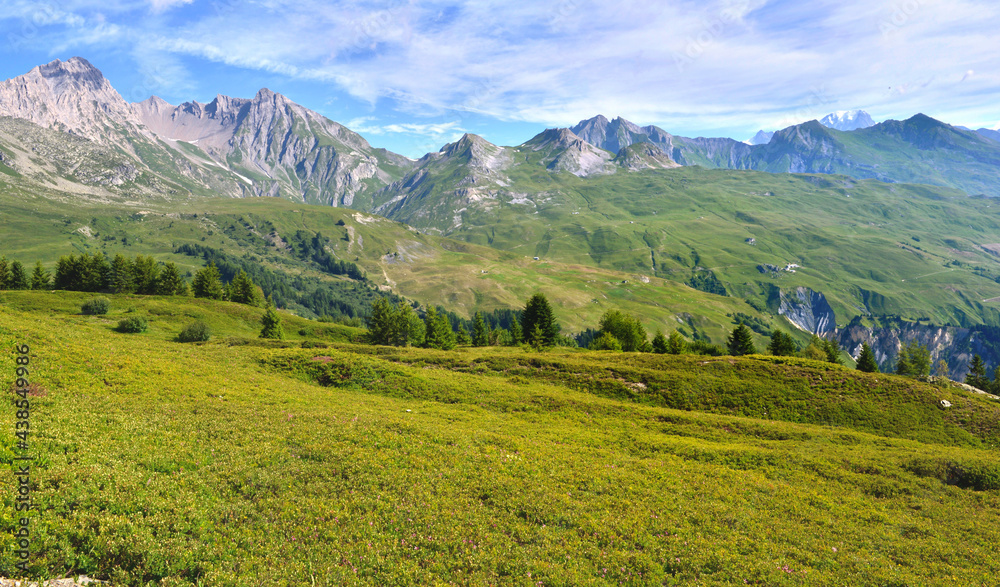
left=2, top=4, right=1000, bottom=584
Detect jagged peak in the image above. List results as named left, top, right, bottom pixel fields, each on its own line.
left=440, top=133, right=501, bottom=158
left=524, top=127, right=591, bottom=151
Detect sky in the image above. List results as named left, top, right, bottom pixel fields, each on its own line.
left=1, top=0, right=998, bottom=158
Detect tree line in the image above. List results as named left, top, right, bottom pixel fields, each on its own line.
left=0, top=253, right=188, bottom=295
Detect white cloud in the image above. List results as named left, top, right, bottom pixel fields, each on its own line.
left=149, top=0, right=193, bottom=13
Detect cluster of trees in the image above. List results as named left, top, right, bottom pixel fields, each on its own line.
left=366, top=293, right=563, bottom=350
left=962, top=354, right=1000, bottom=393
left=766, top=328, right=842, bottom=364
left=288, top=231, right=366, bottom=281
left=0, top=253, right=188, bottom=295
left=0, top=257, right=51, bottom=290
left=191, top=262, right=265, bottom=307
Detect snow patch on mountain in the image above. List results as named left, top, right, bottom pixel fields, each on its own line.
left=819, top=110, right=876, bottom=131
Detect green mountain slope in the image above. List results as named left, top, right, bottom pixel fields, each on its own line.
left=1, top=291, right=999, bottom=584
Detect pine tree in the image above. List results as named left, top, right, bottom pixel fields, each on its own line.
left=822, top=338, right=843, bottom=364
left=510, top=319, right=523, bottom=344
left=727, top=323, right=757, bottom=356
left=966, top=354, right=987, bottom=389
left=156, top=262, right=187, bottom=295
left=895, top=344, right=912, bottom=376
left=367, top=298, right=400, bottom=346
left=802, top=334, right=827, bottom=361
left=456, top=324, right=472, bottom=346
left=132, top=255, right=160, bottom=295
left=259, top=297, right=284, bottom=340
left=8, top=261, right=29, bottom=290
left=82, top=253, right=110, bottom=292
left=0, top=256, right=9, bottom=289
left=110, top=254, right=135, bottom=294
left=767, top=329, right=796, bottom=356
left=228, top=269, right=262, bottom=306
left=667, top=331, right=687, bottom=355
left=423, top=306, right=455, bottom=350
left=528, top=324, right=546, bottom=350
left=856, top=343, right=879, bottom=373
left=651, top=330, right=668, bottom=354
left=906, top=341, right=931, bottom=378
left=472, top=312, right=489, bottom=347
left=30, top=261, right=50, bottom=290
left=193, top=262, right=225, bottom=299
left=521, top=293, right=559, bottom=348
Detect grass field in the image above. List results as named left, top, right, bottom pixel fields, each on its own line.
left=2, top=291, right=999, bottom=585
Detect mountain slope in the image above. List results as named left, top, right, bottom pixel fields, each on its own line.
left=820, top=110, right=876, bottom=131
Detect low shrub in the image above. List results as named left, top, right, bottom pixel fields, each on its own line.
left=116, top=316, right=148, bottom=334
left=81, top=297, right=111, bottom=315
left=177, top=321, right=211, bottom=342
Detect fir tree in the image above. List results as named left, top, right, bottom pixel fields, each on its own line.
left=472, top=312, right=489, bottom=347
left=966, top=354, right=987, bottom=389
left=895, top=345, right=912, bottom=376
left=156, top=262, right=188, bottom=295
left=132, top=255, right=160, bottom=295
left=767, top=329, right=796, bottom=356
left=597, top=309, right=647, bottom=352
left=521, top=293, right=559, bottom=348
left=727, top=322, right=757, bottom=356
left=8, top=261, right=29, bottom=290
left=667, top=331, right=687, bottom=355
left=110, top=254, right=135, bottom=294
left=30, top=261, right=50, bottom=290
left=589, top=332, right=622, bottom=351
left=259, top=297, right=284, bottom=340
left=856, top=343, right=879, bottom=373
left=823, top=338, right=843, bottom=365
left=0, top=256, right=9, bottom=289
left=510, top=319, right=523, bottom=344
left=423, top=306, right=456, bottom=350
left=456, top=324, right=472, bottom=346
left=193, top=262, right=225, bottom=299
left=651, top=330, right=668, bottom=354
left=228, top=269, right=262, bottom=306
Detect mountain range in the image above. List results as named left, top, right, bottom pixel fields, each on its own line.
left=5, top=57, right=1000, bottom=375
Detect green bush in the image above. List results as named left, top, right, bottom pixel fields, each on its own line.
left=81, top=297, right=111, bottom=315
left=177, top=321, right=211, bottom=342
left=116, top=316, right=148, bottom=333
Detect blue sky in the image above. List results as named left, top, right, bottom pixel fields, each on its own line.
left=1, top=0, right=998, bottom=158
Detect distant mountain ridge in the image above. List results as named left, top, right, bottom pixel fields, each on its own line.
left=0, top=57, right=412, bottom=206
left=819, top=110, right=876, bottom=131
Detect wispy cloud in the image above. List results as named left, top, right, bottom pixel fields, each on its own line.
left=2, top=0, right=998, bottom=142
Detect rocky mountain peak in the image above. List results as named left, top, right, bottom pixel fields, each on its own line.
left=0, top=56, right=135, bottom=142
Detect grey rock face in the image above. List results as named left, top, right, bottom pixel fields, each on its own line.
left=778, top=287, right=836, bottom=334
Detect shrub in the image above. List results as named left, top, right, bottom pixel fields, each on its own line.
left=177, top=321, right=211, bottom=342
left=81, top=297, right=111, bottom=315
left=116, top=316, right=148, bottom=333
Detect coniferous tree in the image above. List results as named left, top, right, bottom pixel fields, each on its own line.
left=0, top=256, right=9, bottom=289
left=30, top=261, right=51, bottom=290
left=472, top=312, right=489, bottom=347
left=456, top=324, right=472, bottom=346
left=856, top=343, right=879, bottom=373
left=132, top=255, right=160, bottom=295
left=966, top=354, right=987, bottom=389
left=895, top=344, right=912, bottom=376
left=192, top=262, right=225, bottom=299
left=906, top=341, right=931, bottom=378
left=156, top=262, right=187, bottom=295
left=260, top=297, right=284, bottom=340
left=651, top=330, right=668, bottom=354
left=823, top=338, right=843, bottom=365
left=667, top=331, right=687, bottom=355
left=228, top=269, right=262, bottom=306
left=367, top=297, right=400, bottom=346
left=82, top=253, right=110, bottom=292
left=521, top=293, right=559, bottom=348
left=528, top=324, right=546, bottom=350
left=406, top=310, right=425, bottom=347
left=802, top=334, right=827, bottom=361
left=727, top=323, right=757, bottom=356
left=110, top=254, right=135, bottom=294
left=935, top=359, right=950, bottom=379
left=767, top=329, right=796, bottom=356
left=8, top=261, right=29, bottom=290
left=510, top=319, right=523, bottom=345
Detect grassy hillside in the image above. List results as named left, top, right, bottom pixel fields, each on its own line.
left=375, top=161, right=1000, bottom=328
left=2, top=291, right=999, bottom=584
left=0, top=180, right=775, bottom=342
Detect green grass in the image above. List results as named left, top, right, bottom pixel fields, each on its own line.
left=2, top=290, right=999, bottom=585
